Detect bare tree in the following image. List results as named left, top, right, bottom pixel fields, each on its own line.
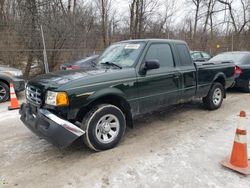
left=0, top=0, right=5, bottom=27
left=200, top=0, right=217, bottom=49
left=129, top=0, right=158, bottom=39
left=190, top=0, right=202, bottom=39
left=129, top=0, right=136, bottom=39
left=95, top=0, right=111, bottom=47
left=18, top=0, right=39, bottom=78
left=159, top=0, right=177, bottom=34
left=218, top=0, right=250, bottom=34
left=1, top=0, right=250, bottom=79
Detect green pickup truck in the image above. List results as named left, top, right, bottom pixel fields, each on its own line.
left=20, top=39, right=235, bottom=151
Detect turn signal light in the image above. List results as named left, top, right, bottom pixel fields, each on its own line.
left=56, top=92, right=69, bottom=106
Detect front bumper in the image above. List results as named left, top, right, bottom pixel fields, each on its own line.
left=19, top=103, right=85, bottom=148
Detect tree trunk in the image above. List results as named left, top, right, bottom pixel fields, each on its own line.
left=0, top=0, right=5, bottom=27
left=134, top=0, right=140, bottom=38
left=101, top=0, right=107, bottom=47
left=193, top=1, right=200, bottom=39
left=23, top=0, right=38, bottom=79
left=201, top=0, right=212, bottom=50
left=129, top=0, right=136, bottom=39
left=138, top=0, right=144, bottom=38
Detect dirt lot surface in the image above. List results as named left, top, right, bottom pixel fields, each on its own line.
left=0, top=91, right=250, bottom=188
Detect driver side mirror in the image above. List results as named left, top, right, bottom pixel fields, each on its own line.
left=140, top=59, right=160, bottom=75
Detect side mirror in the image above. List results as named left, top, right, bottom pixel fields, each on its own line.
left=140, top=59, right=160, bottom=74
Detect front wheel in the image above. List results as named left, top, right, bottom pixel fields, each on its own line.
left=0, top=81, right=9, bottom=103
left=203, top=82, right=224, bottom=110
left=81, top=104, right=126, bottom=151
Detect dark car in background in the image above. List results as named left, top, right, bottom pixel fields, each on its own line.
left=60, top=55, right=99, bottom=70
left=0, top=65, right=25, bottom=102
left=209, top=51, right=250, bottom=92
left=190, top=51, right=212, bottom=62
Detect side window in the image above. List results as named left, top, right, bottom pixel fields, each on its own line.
left=202, top=52, right=211, bottom=59
left=145, top=44, right=174, bottom=67
left=241, top=55, right=250, bottom=64
left=191, top=52, right=202, bottom=59
left=176, top=44, right=192, bottom=66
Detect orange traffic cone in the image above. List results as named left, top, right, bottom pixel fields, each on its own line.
left=220, top=111, right=250, bottom=175
left=8, top=83, right=20, bottom=110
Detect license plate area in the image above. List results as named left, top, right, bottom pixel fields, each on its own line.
left=29, top=103, right=38, bottom=115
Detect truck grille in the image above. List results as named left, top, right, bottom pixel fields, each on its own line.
left=26, top=85, right=42, bottom=106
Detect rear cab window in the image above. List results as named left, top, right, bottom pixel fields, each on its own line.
left=191, top=52, right=202, bottom=59
left=241, top=54, right=250, bottom=65
left=201, top=52, right=211, bottom=59
left=176, top=44, right=193, bottom=66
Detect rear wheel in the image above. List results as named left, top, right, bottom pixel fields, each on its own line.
left=203, top=82, right=224, bottom=110
left=81, top=104, right=126, bottom=151
left=0, top=81, right=9, bottom=103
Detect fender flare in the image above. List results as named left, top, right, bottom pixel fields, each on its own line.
left=212, top=72, right=226, bottom=85
left=0, top=74, right=13, bottom=85
left=82, top=88, right=133, bottom=127
left=85, top=87, right=127, bottom=105
left=212, top=72, right=226, bottom=98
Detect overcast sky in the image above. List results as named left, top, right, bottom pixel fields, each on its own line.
left=77, top=0, right=245, bottom=32
left=110, top=0, right=243, bottom=24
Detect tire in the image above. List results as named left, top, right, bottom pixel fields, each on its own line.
left=203, top=82, right=224, bottom=110
left=242, top=80, right=250, bottom=93
left=0, top=81, right=9, bottom=103
left=81, top=104, right=126, bottom=151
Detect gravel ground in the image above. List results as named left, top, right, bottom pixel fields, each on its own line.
left=0, top=91, right=250, bottom=188
left=0, top=92, right=25, bottom=113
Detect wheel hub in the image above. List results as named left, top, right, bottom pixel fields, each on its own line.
left=101, top=122, right=111, bottom=133
left=95, top=114, right=120, bottom=144
left=213, top=88, right=222, bottom=106
left=0, top=85, right=7, bottom=100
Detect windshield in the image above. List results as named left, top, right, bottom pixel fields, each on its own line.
left=96, top=42, right=146, bottom=68
left=209, top=53, right=246, bottom=63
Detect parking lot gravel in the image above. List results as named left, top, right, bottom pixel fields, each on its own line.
left=0, top=91, right=250, bottom=188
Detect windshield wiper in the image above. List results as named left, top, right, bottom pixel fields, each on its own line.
left=101, top=62, right=122, bottom=69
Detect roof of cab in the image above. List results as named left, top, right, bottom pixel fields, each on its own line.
left=117, top=38, right=187, bottom=45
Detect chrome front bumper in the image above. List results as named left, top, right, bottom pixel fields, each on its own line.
left=19, top=103, right=85, bottom=148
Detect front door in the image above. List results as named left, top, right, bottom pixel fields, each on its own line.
left=136, top=43, right=182, bottom=114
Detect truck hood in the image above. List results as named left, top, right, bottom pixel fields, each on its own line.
left=30, top=69, right=107, bottom=86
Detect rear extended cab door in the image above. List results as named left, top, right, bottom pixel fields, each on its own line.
left=174, top=43, right=197, bottom=100
left=135, top=41, right=182, bottom=114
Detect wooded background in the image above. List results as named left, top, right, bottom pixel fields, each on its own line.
left=0, top=0, right=250, bottom=78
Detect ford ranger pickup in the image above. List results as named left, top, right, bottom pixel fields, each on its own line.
left=19, top=39, right=235, bottom=151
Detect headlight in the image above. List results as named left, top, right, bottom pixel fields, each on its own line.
left=4, top=70, right=23, bottom=77
left=45, top=91, right=69, bottom=106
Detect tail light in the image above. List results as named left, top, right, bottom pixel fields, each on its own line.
left=234, top=66, right=242, bottom=77
left=71, top=65, right=81, bottom=69
left=65, top=65, right=80, bottom=70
